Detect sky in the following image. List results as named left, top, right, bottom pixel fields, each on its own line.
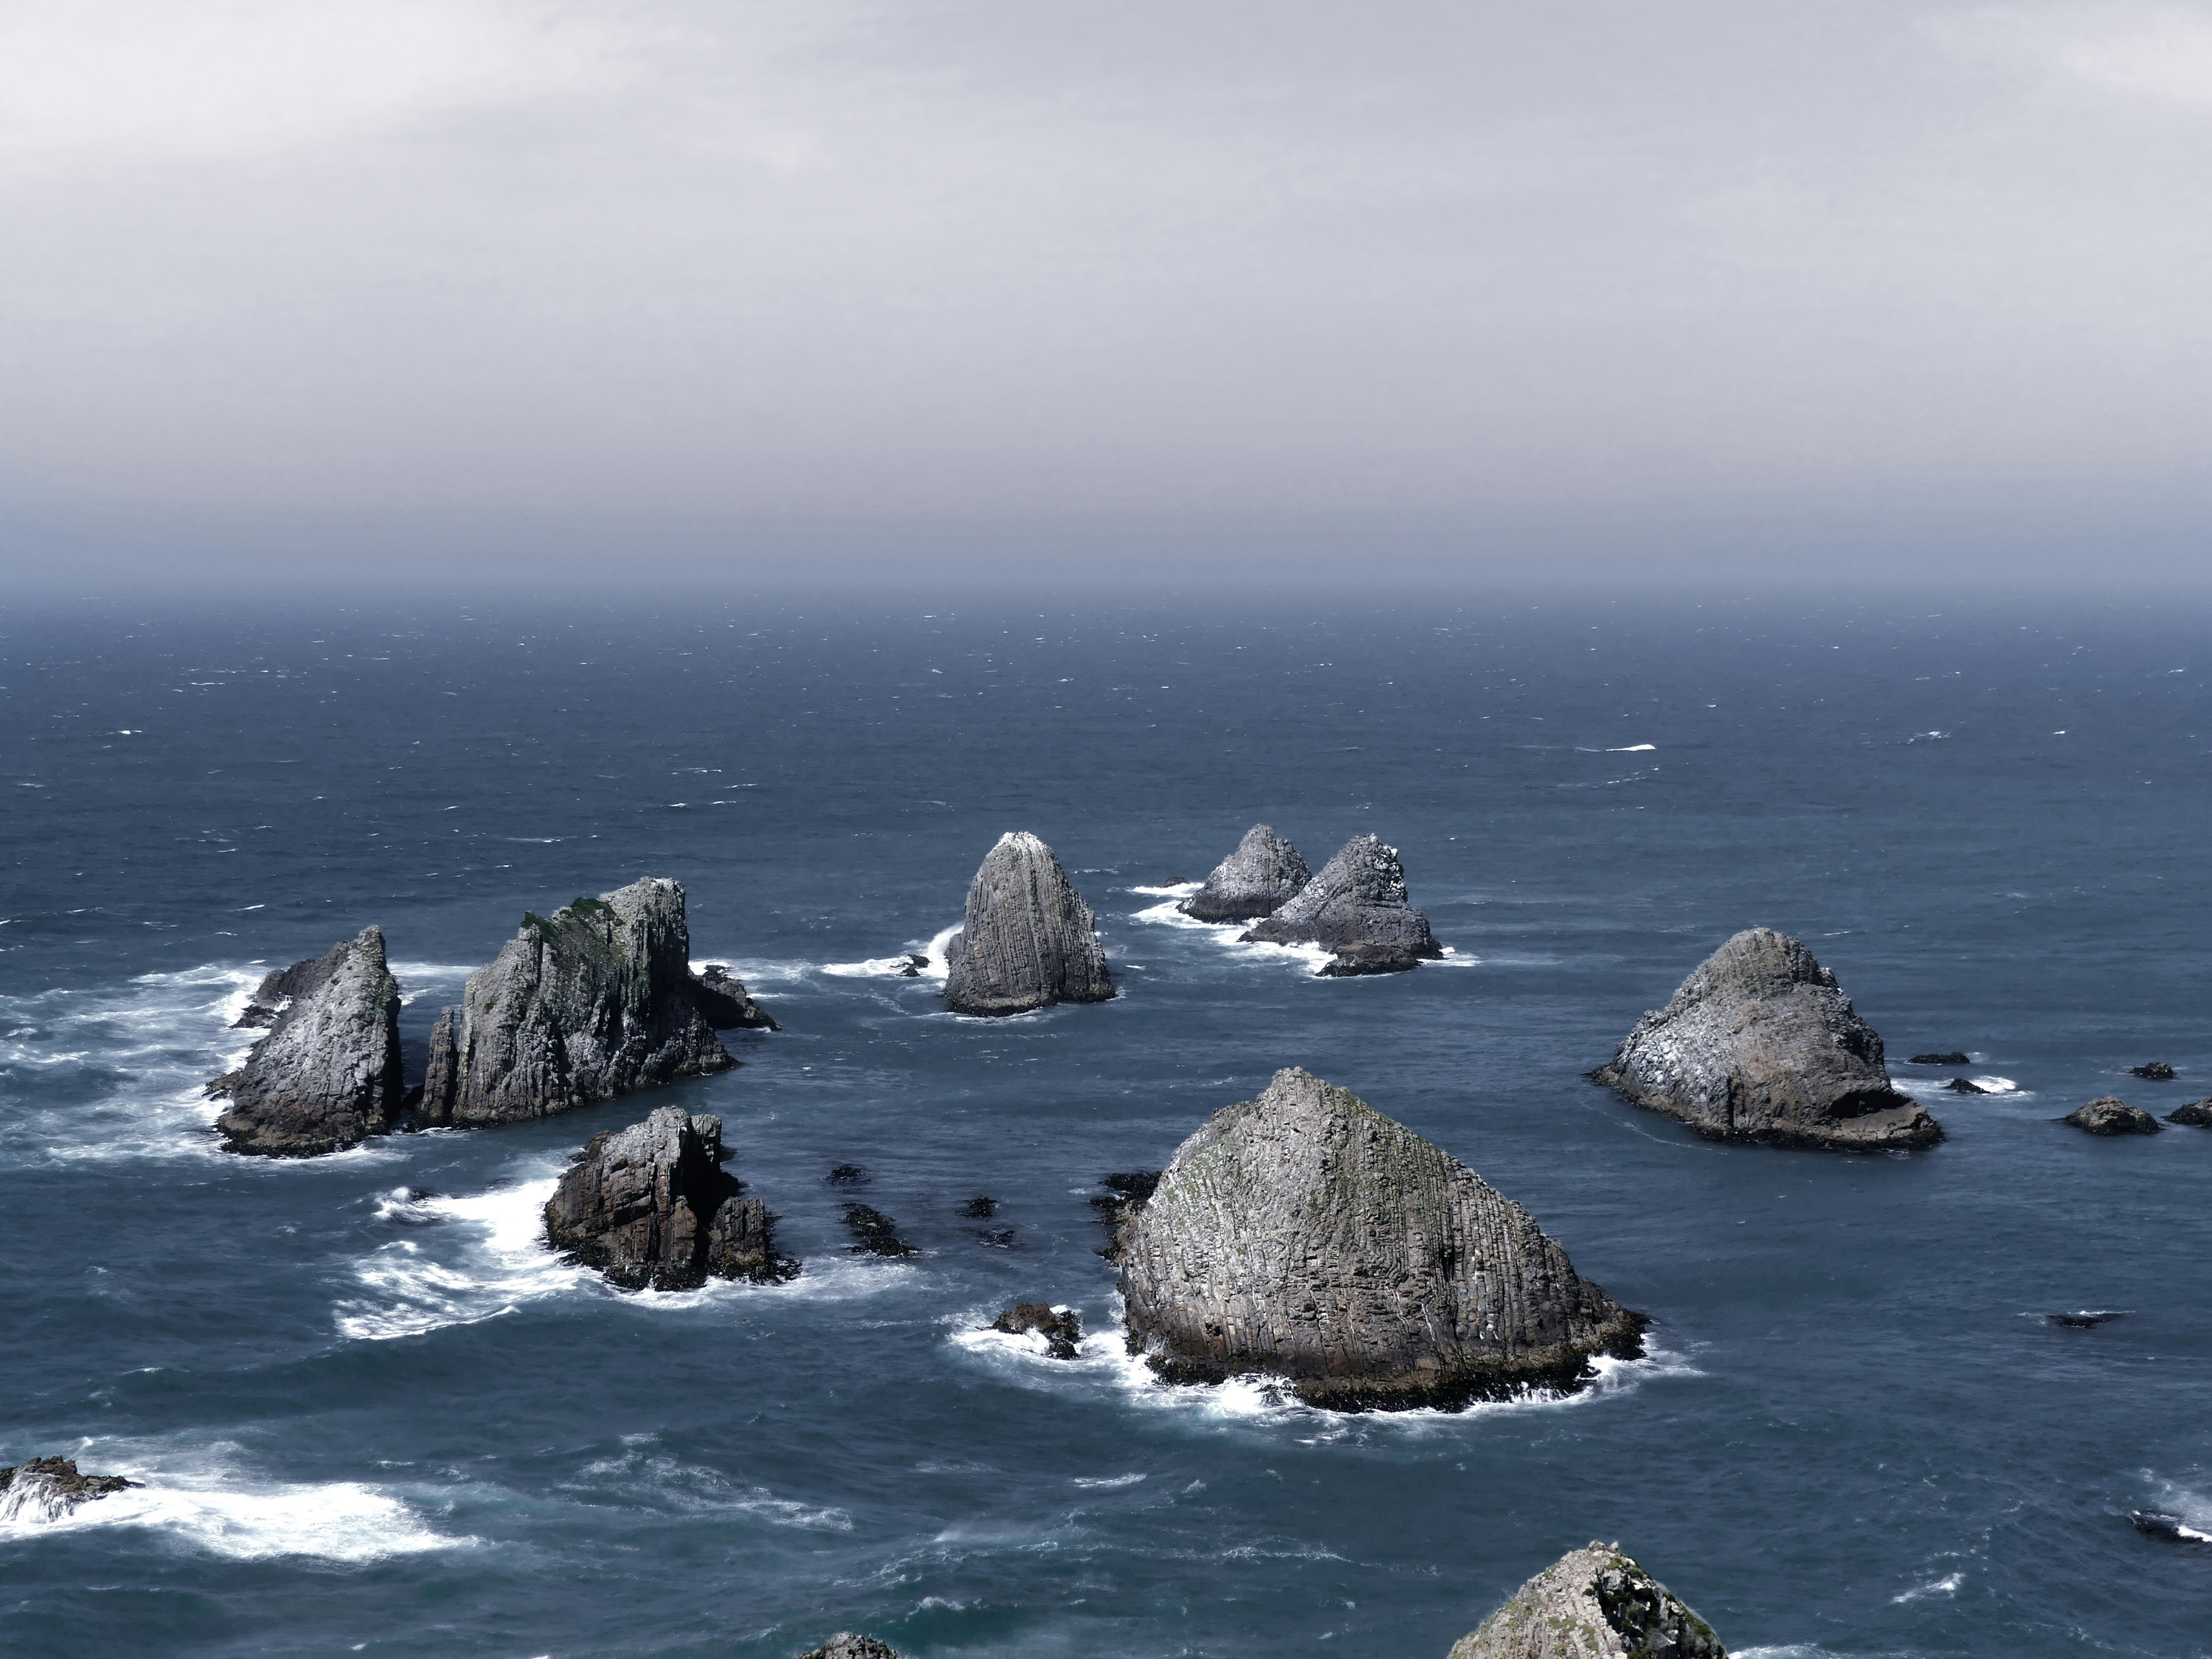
left=2, top=0, right=2210, bottom=592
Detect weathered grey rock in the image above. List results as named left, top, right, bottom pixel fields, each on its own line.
left=2167, top=1098, right=2212, bottom=1127
left=416, top=879, right=732, bottom=1126
left=796, top=1637, right=899, bottom=1659
left=993, top=1302, right=1083, bottom=1358
left=1182, top=825, right=1311, bottom=922
left=2060, top=1096, right=2163, bottom=1136
left=1448, top=1542, right=1726, bottom=1659
left=1593, top=929, right=1941, bottom=1152
left=692, top=963, right=778, bottom=1031
left=543, top=1105, right=793, bottom=1289
left=0, top=1457, right=141, bottom=1522
left=1119, top=1069, right=1643, bottom=1410
left=1239, top=834, right=1442, bottom=974
left=206, top=927, right=403, bottom=1157
left=942, top=832, right=1114, bottom=1016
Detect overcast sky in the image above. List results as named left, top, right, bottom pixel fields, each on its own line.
left=3, top=1, right=2210, bottom=589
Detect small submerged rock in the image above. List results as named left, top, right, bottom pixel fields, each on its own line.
left=992, top=1302, right=1083, bottom=1358
left=2046, top=1310, right=2124, bottom=1328
left=1593, top=928, right=1941, bottom=1152
left=2130, top=1511, right=2212, bottom=1545
left=1448, top=1542, right=1726, bottom=1659
left=1239, top=834, right=1442, bottom=975
left=796, top=1637, right=900, bottom=1659
left=1944, top=1077, right=1988, bottom=1094
left=2131, top=1061, right=2176, bottom=1080
left=2166, top=1099, right=2212, bottom=1127
left=1181, top=824, right=1311, bottom=922
left=896, top=953, right=929, bottom=978
left=961, top=1195, right=998, bottom=1218
left=942, top=831, right=1114, bottom=1016
left=1910, top=1051, right=1972, bottom=1066
left=544, top=1106, right=796, bottom=1290
left=826, top=1164, right=871, bottom=1187
left=2060, top=1097, right=2163, bottom=1136
left=843, top=1204, right=917, bottom=1257
left=0, top=1456, right=141, bottom=1521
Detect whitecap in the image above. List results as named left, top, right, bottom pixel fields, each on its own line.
left=1128, top=903, right=1334, bottom=976
left=1129, top=881, right=1202, bottom=897
left=821, top=923, right=958, bottom=981
left=1071, top=1473, right=1147, bottom=1489
left=1607, top=743, right=1657, bottom=752
left=1891, top=1571, right=1964, bottom=1602
left=335, top=1169, right=585, bottom=1340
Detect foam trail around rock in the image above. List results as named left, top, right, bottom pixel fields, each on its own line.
left=820, top=923, right=959, bottom=981
left=1129, top=901, right=1335, bottom=975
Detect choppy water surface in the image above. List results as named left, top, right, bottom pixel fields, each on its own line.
left=2, top=596, right=2208, bottom=1658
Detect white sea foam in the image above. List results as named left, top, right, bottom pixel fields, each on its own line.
left=693, top=955, right=815, bottom=989
left=1128, top=882, right=1202, bottom=897
left=2143, top=1476, right=2212, bottom=1539
left=821, top=923, right=958, bottom=981
left=335, top=1168, right=586, bottom=1340
left=1607, top=743, right=1657, bottom=752
left=1071, top=1473, right=1147, bottom=1489
left=1892, top=1571, right=1964, bottom=1602
left=1128, top=901, right=1334, bottom=975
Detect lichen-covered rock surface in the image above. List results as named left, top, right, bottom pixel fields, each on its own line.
left=1448, top=1542, right=1726, bottom=1659
left=795, top=1637, right=900, bottom=1659
left=417, top=878, right=732, bottom=1126
left=1182, top=824, right=1311, bottom=922
left=543, top=1105, right=792, bottom=1289
left=2060, top=1097, right=2163, bottom=1136
left=1118, top=1068, right=1643, bottom=1409
left=1239, top=834, right=1441, bottom=974
left=1593, top=928, right=1941, bottom=1151
left=207, top=926, right=404, bottom=1157
left=0, top=1456, right=142, bottom=1522
left=942, top=832, right=1113, bottom=1016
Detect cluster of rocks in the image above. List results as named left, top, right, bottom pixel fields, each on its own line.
left=1179, top=824, right=1444, bottom=975
left=992, top=1302, right=1084, bottom=1358
left=0, top=1456, right=140, bottom=1522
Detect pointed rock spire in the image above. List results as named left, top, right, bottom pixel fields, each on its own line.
left=1181, top=824, right=1312, bottom=922
left=942, top=832, right=1114, bottom=1016
left=1239, top=833, right=1441, bottom=974
left=1448, top=1543, right=1726, bottom=1659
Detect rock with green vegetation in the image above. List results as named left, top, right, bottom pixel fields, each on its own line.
left=1182, top=824, right=1312, bottom=922
left=416, top=879, right=732, bottom=1126
left=1593, top=928, right=1941, bottom=1151
left=1448, top=1542, right=1726, bottom=1659
left=1239, top=834, right=1442, bottom=974
left=942, top=832, right=1114, bottom=1016
left=1117, top=1068, right=1643, bottom=1410
left=207, top=926, right=404, bottom=1156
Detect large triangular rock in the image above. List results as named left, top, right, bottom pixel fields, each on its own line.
left=417, top=878, right=732, bottom=1126
left=1448, top=1543, right=1726, bottom=1659
left=1594, top=928, right=1939, bottom=1151
left=207, top=926, right=403, bottom=1157
left=942, top=832, right=1114, bottom=1016
left=1239, top=834, right=1441, bottom=974
left=1181, top=824, right=1311, bottom=922
left=1117, top=1069, right=1643, bottom=1409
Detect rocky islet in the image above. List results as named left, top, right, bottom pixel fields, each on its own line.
left=1181, top=824, right=1312, bottom=922
left=1448, top=1542, right=1726, bottom=1659
left=2060, top=1097, right=2163, bottom=1136
left=1239, top=833, right=1443, bottom=975
left=942, top=831, right=1115, bottom=1016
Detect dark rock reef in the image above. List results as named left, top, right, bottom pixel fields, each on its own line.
left=1240, top=834, right=1443, bottom=975
left=2047, top=1310, right=2124, bottom=1328
left=1119, top=1068, right=1643, bottom=1411
left=993, top=1302, right=1083, bottom=1358
left=2130, top=1511, right=2212, bottom=1546
left=1090, top=1171, right=1160, bottom=1260
left=1943, top=1077, right=1988, bottom=1094
left=2060, top=1097, right=2163, bottom=1136
left=207, top=926, right=405, bottom=1157
left=1181, top=824, right=1311, bottom=922
left=1909, top=1051, right=1971, bottom=1066
left=2166, top=1099, right=2212, bottom=1127
left=942, top=832, right=1114, bottom=1016
left=843, top=1204, right=917, bottom=1257
left=543, top=1106, right=793, bottom=1290
left=691, top=963, right=778, bottom=1031
left=0, top=1456, right=141, bottom=1521
left=796, top=1637, right=900, bottom=1659
left=1448, top=1542, right=1726, bottom=1659
left=2131, top=1061, right=2176, bottom=1080
left=1593, top=928, right=1941, bottom=1152
left=417, top=879, right=732, bottom=1126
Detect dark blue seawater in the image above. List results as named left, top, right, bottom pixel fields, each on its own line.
left=3, top=595, right=2209, bottom=1659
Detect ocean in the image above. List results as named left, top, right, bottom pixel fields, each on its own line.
left=2, top=593, right=2207, bottom=1658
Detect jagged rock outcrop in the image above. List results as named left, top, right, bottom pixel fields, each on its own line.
left=1118, top=1069, right=1643, bottom=1410
left=543, top=1106, right=793, bottom=1289
left=1448, top=1543, right=1725, bottom=1659
left=842, top=1204, right=917, bottom=1257
left=2060, top=1097, right=2163, bottom=1136
left=1239, top=834, right=1442, bottom=975
left=942, top=832, right=1114, bottom=1016
left=2167, top=1099, right=2212, bottom=1127
left=692, top=963, right=778, bottom=1031
left=993, top=1303, right=1083, bottom=1357
left=416, top=880, right=732, bottom=1126
left=2131, top=1061, right=2176, bottom=1080
left=206, top=927, right=403, bottom=1157
left=0, top=1457, right=141, bottom=1521
left=1182, top=825, right=1311, bottom=922
left=796, top=1637, right=899, bottom=1659
left=1593, top=929, right=1941, bottom=1152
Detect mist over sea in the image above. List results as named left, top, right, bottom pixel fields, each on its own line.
left=3, top=595, right=2208, bottom=1658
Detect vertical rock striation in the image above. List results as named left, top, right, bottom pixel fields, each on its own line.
left=1593, top=928, right=1941, bottom=1152
left=1181, top=824, right=1312, bottom=922
left=208, top=926, right=404, bottom=1157
left=1448, top=1543, right=1726, bottom=1659
left=942, top=832, right=1114, bottom=1016
left=543, top=1105, right=793, bottom=1289
left=416, top=878, right=732, bottom=1126
left=1117, top=1068, right=1643, bottom=1409
left=1239, top=834, right=1442, bottom=974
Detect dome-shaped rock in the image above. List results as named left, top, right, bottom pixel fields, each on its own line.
left=942, top=832, right=1113, bottom=1016
left=416, top=879, right=732, bottom=1126
left=544, top=1105, right=793, bottom=1289
left=2060, top=1096, right=2163, bottom=1136
left=1239, top=834, right=1441, bottom=974
left=1593, top=928, right=1940, bottom=1151
left=2167, top=1098, right=2212, bottom=1127
left=1117, top=1068, right=1643, bottom=1409
left=206, top=925, right=404, bottom=1157
left=1448, top=1542, right=1725, bottom=1659
left=1182, top=825, right=1311, bottom=922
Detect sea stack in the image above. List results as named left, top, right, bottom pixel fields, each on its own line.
left=1181, top=825, right=1311, bottom=922
left=416, top=878, right=732, bottom=1126
left=206, top=926, right=404, bottom=1157
left=543, top=1106, right=792, bottom=1289
left=1117, top=1068, right=1643, bottom=1410
left=1593, top=929, right=1941, bottom=1152
left=942, top=832, right=1114, bottom=1016
left=0, top=1457, right=142, bottom=1522
left=1448, top=1543, right=1726, bottom=1659
left=1239, top=834, right=1442, bottom=975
